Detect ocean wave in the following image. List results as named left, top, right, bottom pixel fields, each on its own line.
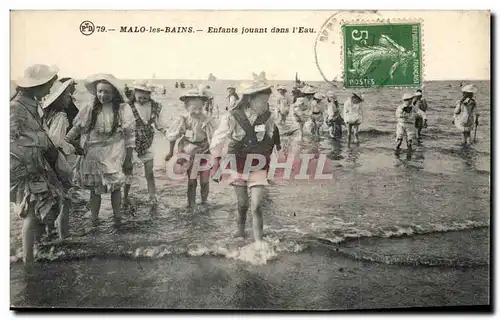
left=10, top=220, right=489, bottom=266
left=308, top=221, right=489, bottom=267
left=358, top=128, right=393, bottom=137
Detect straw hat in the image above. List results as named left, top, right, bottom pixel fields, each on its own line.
left=16, top=64, right=59, bottom=88
left=326, top=90, right=336, bottom=99
left=179, top=87, right=209, bottom=102
left=313, top=93, right=325, bottom=100
left=41, top=79, right=73, bottom=109
left=352, top=91, right=364, bottom=101
left=239, top=81, right=272, bottom=96
left=276, top=85, right=287, bottom=92
left=402, top=93, right=415, bottom=101
left=461, top=84, right=478, bottom=93
left=59, top=77, right=77, bottom=85
left=227, top=85, right=236, bottom=90
left=132, top=79, right=152, bottom=92
left=300, top=85, right=317, bottom=95
left=84, top=73, right=122, bottom=95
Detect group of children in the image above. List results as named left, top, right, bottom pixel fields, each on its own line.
left=10, top=64, right=481, bottom=264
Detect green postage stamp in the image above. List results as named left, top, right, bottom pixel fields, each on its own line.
left=343, top=22, right=422, bottom=88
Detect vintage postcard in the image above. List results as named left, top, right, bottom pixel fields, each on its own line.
left=9, top=10, right=490, bottom=310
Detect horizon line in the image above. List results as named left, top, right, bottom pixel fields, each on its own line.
left=74, top=78, right=491, bottom=82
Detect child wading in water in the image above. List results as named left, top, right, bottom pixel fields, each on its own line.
left=453, top=84, right=479, bottom=145
left=165, top=86, right=216, bottom=209
left=210, top=81, right=281, bottom=242
left=309, top=92, right=326, bottom=136
left=395, top=93, right=426, bottom=150
left=276, top=86, right=290, bottom=124
left=123, top=80, right=168, bottom=212
left=343, top=92, right=364, bottom=145
left=66, top=74, right=135, bottom=225
left=292, top=85, right=316, bottom=138
left=413, top=89, right=428, bottom=142
left=325, top=91, right=344, bottom=139
left=225, top=86, right=239, bottom=111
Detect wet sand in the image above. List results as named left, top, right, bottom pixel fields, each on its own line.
left=10, top=229, right=489, bottom=309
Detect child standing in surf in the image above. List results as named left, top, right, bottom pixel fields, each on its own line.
left=225, top=86, right=239, bottom=111
left=343, top=92, right=364, bottom=145
left=325, top=91, right=344, bottom=139
left=210, top=81, right=281, bottom=242
left=292, top=85, right=316, bottom=138
left=66, top=74, right=135, bottom=225
left=309, top=92, right=326, bottom=136
left=276, top=86, right=290, bottom=124
left=123, top=80, right=168, bottom=212
left=395, top=93, right=427, bottom=150
left=453, top=84, right=479, bottom=145
left=413, top=89, right=428, bottom=142
left=165, top=86, right=216, bottom=209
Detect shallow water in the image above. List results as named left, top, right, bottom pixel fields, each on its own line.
left=10, top=80, right=491, bottom=308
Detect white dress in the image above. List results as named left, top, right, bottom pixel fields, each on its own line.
left=343, top=98, right=363, bottom=125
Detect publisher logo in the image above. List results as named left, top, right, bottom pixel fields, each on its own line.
left=80, top=21, right=95, bottom=36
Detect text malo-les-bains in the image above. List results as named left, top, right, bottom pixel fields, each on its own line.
left=120, top=26, right=194, bottom=33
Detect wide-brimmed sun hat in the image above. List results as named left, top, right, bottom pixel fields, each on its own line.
left=227, top=85, right=236, bottom=90
left=41, top=79, right=73, bottom=109
left=314, top=92, right=325, bottom=100
left=132, top=79, right=152, bottom=92
left=59, top=77, right=77, bottom=85
left=402, top=93, right=415, bottom=101
left=461, top=84, right=478, bottom=93
left=352, top=91, right=364, bottom=101
left=179, top=87, right=209, bottom=102
left=16, top=64, right=59, bottom=88
left=300, top=85, right=317, bottom=95
left=276, top=85, right=287, bottom=92
left=239, top=81, right=272, bottom=96
left=84, top=73, right=122, bottom=95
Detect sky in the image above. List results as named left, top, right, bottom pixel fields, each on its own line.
left=10, top=10, right=490, bottom=81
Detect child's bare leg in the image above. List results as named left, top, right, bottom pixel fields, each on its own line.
left=144, top=160, right=157, bottom=204
left=200, top=171, right=210, bottom=204
left=354, top=125, right=360, bottom=143
left=250, top=185, right=265, bottom=242
left=89, top=189, right=101, bottom=224
left=347, top=124, right=353, bottom=145
left=396, top=138, right=403, bottom=150
left=407, top=134, right=413, bottom=150
left=57, top=198, right=70, bottom=240
left=123, top=183, right=131, bottom=202
left=110, top=188, right=122, bottom=219
left=187, top=179, right=197, bottom=208
left=22, top=203, right=37, bottom=264
left=298, top=122, right=304, bottom=137
left=233, top=186, right=249, bottom=238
